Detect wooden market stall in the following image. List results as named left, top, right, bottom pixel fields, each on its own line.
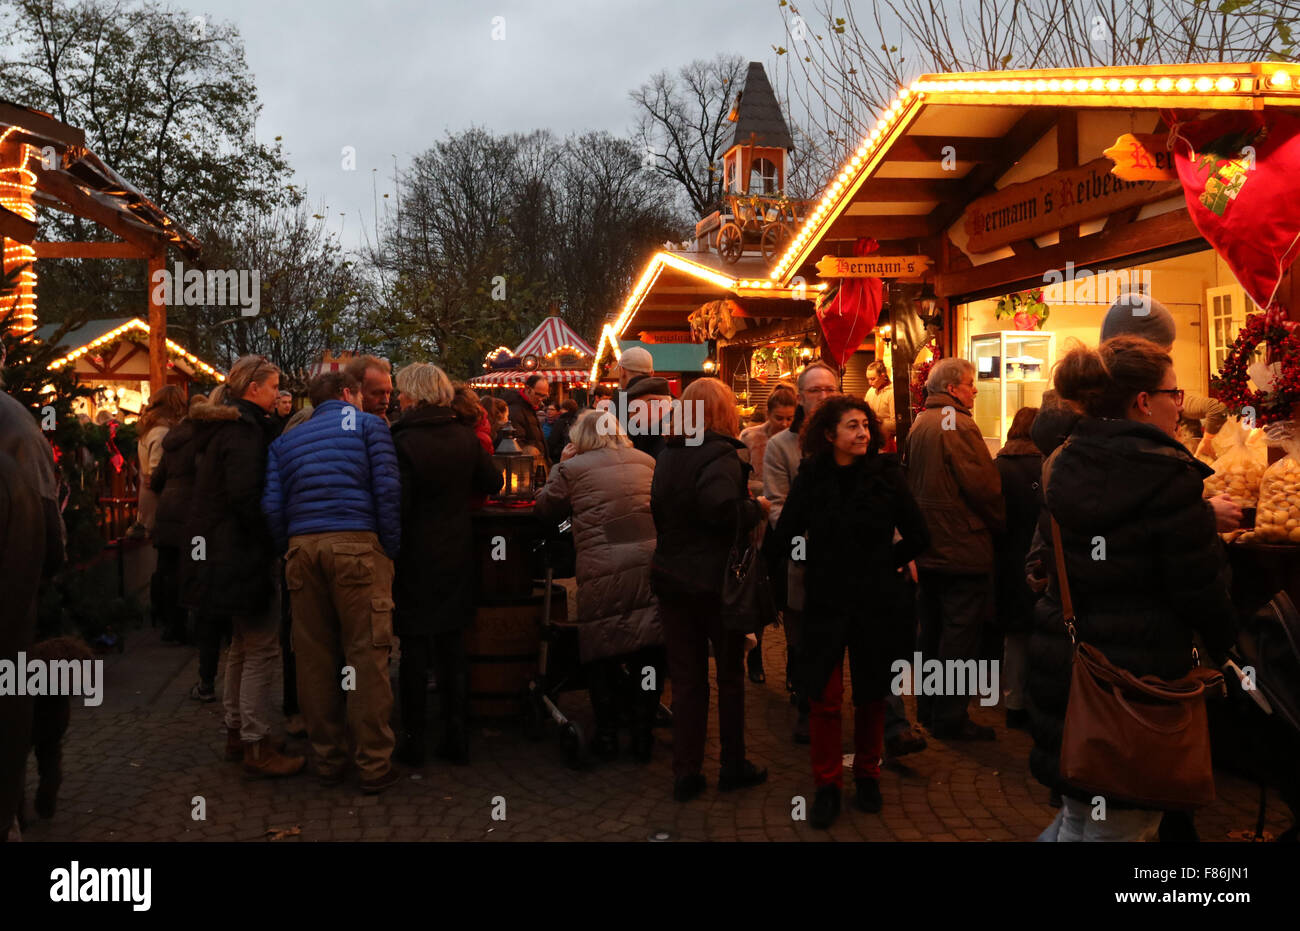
left=764, top=61, right=1300, bottom=450
left=36, top=316, right=224, bottom=421
left=1, top=100, right=201, bottom=391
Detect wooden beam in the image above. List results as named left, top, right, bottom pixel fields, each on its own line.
left=934, top=207, right=1202, bottom=299
left=0, top=101, right=85, bottom=148
left=926, top=108, right=1062, bottom=239
left=822, top=215, right=936, bottom=241
left=31, top=165, right=166, bottom=254
left=883, top=136, right=1004, bottom=162
left=0, top=204, right=36, bottom=243
left=147, top=251, right=167, bottom=395
left=1057, top=110, right=1080, bottom=243
left=33, top=240, right=148, bottom=260
left=851, top=178, right=964, bottom=202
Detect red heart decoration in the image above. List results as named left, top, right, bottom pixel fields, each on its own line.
left=1173, top=110, right=1300, bottom=309
left=817, top=277, right=883, bottom=366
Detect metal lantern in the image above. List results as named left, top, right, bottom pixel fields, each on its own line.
left=492, top=420, right=535, bottom=504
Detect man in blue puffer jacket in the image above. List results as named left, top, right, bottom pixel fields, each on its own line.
left=263, top=370, right=403, bottom=793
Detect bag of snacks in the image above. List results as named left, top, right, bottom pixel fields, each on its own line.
left=1202, top=417, right=1267, bottom=509
left=1253, top=424, right=1300, bottom=544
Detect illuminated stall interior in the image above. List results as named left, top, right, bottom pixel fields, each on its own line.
left=470, top=315, right=596, bottom=402
left=38, top=317, right=223, bottom=420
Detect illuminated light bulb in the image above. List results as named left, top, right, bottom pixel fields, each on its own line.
left=1063, top=79, right=1076, bottom=91
left=1090, top=78, right=1104, bottom=91
left=1195, top=76, right=1213, bottom=92
left=1157, top=77, right=1174, bottom=92
left=1176, top=77, right=1193, bottom=93
left=1122, top=78, right=1138, bottom=92
left=1106, top=79, right=1121, bottom=92
left=1049, top=79, right=1062, bottom=92
left=1271, top=70, right=1292, bottom=89
left=1140, top=77, right=1156, bottom=92
left=1217, top=76, right=1236, bottom=92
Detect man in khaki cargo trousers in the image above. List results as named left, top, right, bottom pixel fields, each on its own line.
left=263, top=371, right=403, bottom=794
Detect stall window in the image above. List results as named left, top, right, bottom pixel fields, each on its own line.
left=1207, top=285, right=1247, bottom=373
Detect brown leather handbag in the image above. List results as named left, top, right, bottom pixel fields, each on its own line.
left=1050, top=517, right=1225, bottom=810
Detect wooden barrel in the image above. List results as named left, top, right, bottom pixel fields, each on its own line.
left=465, top=585, right=566, bottom=720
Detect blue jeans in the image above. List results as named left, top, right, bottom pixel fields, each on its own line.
left=1037, top=797, right=1162, bottom=842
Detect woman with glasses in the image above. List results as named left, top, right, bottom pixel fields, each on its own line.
left=1028, top=335, right=1236, bottom=842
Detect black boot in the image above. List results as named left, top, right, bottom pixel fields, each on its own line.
left=854, top=777, right=882, bottom=813
left=810, top=785, right=841, bottom=829
left=718, top=759, right=768, bottom=792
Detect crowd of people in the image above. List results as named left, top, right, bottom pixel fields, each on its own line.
left=3, top=291, right=1243, bottom=841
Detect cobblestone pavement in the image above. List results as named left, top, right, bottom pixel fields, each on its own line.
left=19, top=624, right=1289, bottom=843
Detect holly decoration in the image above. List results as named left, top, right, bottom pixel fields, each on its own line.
left=994, top=289, right=1050, bottom=331
left=911, top=356, right=938, bottom=416
left=1209, top=305, right=1300, bottom=425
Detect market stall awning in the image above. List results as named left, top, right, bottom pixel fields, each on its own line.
left=514, top=315, right=596, bottom=358
left=469, top=368, right=590, bottom=389
left=766, top=61, right=1300, bottom=300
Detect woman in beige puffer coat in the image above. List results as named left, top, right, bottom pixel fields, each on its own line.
left=535, top=409, right=664, bottom=763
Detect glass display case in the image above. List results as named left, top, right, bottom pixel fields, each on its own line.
left=969, top=331, right=1056, bottom=446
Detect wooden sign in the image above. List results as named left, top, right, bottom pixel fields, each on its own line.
left=638, top=331, right=695, bottom=343
left=815, top=254, right=932, bottom=278
left=962, top=157, right=1179, bottom=254
left=1103, top=133, right=1177, bottom=181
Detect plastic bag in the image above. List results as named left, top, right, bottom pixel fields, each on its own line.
left=1202, top=417, right=1267, bottom=508
left=1253, top=424, right=1300, bottom=544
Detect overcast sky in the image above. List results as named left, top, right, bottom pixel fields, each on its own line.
left=209, top=0, right=793, bottom=252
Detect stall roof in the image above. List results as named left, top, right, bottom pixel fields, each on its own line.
left=590, top=248, right=820, bottom=381
left=514, top=315, right=596, bottom=358
left=37, top=316, right=223, bottom=381
left=469, top=367, right=589, bottom=389
left=767, top=61, right=1300, bottom=289
left=1, top=99, right=200, bottom=256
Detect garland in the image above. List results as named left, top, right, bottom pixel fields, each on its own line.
left=1209, top=305, right=1300, bottom=425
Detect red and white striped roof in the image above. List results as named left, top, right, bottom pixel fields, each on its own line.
left=513, top=316, right=595, bottom=359
left=468, top=368, right=590, bottom=388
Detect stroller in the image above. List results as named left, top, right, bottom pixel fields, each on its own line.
left=1210, top=590, right=1300, bottom=842
left=523, top=519, right=671, bottom=768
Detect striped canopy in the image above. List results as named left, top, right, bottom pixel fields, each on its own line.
left=468, top=368, right=590, bottom=388
left=514, top=316, right=596, bottom=359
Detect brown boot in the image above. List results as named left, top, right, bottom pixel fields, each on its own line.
left=227, top=727, right=286, bottom=760
left=242, top=736, right=305, bottom=778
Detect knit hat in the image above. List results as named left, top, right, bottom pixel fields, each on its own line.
left=610, top=346, right=653, bottom=379
left=626, top=375, right=670, bottom=400
left=1099, top=294, right=1177, bottom=349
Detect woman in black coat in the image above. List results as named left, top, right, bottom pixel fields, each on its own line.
left=650, top=377, right=768, bottom=802
left=771, top=396, right=929, bottom=829
left=391, top=364, right=502, bottom=766
left=1029, top=337, right=1235, bottom=842
left=993, top=406, right=1042, bottom=731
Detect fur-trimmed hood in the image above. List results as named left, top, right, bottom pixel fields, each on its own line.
left=187, top=399, right=240, bottom=423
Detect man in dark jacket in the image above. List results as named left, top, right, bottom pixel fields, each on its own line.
left=263, top=371, right=402, bottom=792
left=624, top=375, right=672, bottom=459
left=184, top=356, right=305, bottom=778
left=507, top=373, right=550, bottom=465
left=905, top=357, right=1005, bottom=740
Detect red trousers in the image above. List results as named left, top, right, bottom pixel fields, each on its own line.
left=810, top=658, right=886, bottom=787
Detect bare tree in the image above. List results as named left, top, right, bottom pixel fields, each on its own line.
left=631, top=53, right=749, bottom=216
left=771, top=0, right=1300, bottom=186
